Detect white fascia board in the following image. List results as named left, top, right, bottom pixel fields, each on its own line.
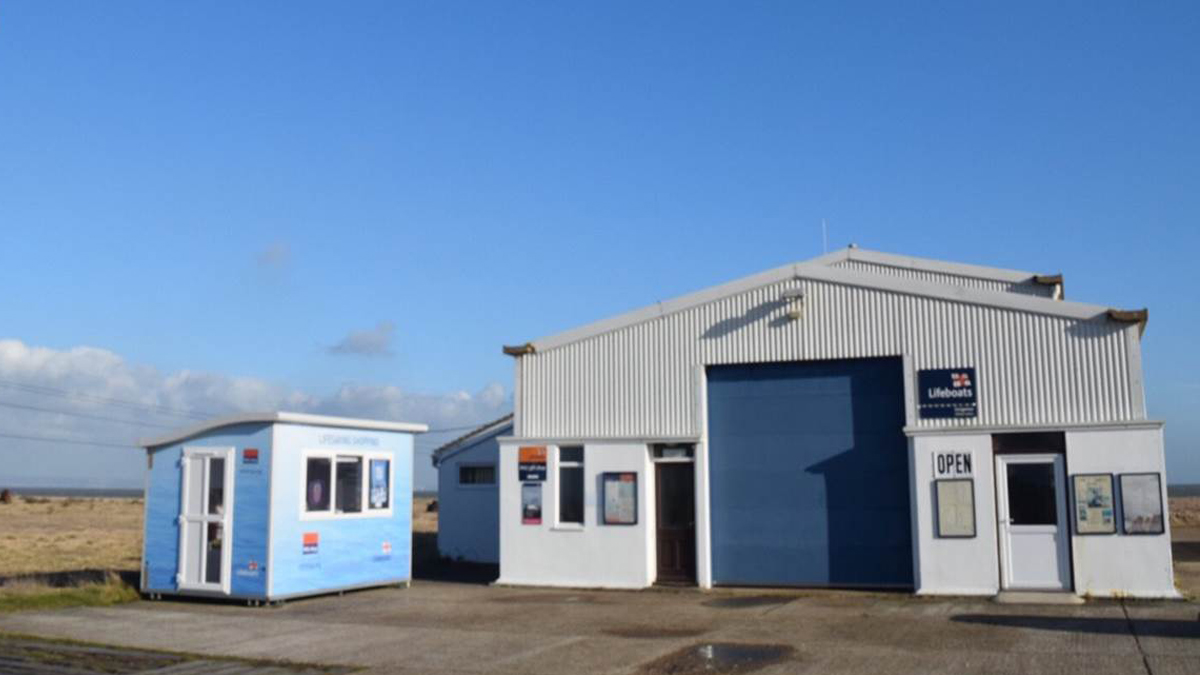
left=497, top=435, right=702, bottom=445
left=140, top=411, right=429, bottom=449
left=528, top=259, right=1116, bottom=353
left=904, top=420, right=1165, bottom=437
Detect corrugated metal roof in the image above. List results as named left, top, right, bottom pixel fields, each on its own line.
left=512, top=249, right=1122, bottom=355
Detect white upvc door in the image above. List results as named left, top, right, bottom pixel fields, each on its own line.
left=995, top=453, right=1071, bottom=591
left=177, top=447, right=235, bottom=594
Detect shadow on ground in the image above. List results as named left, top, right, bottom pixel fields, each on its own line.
left=412, top=532, right=498, bottom=585
left=1175, top=540, right=1200, bottom=562
left=952, top=614, right=1200, bottom=639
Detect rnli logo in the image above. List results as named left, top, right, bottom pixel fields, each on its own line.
left=951, top=372, right=972, bottom=388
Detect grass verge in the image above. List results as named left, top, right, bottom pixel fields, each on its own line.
left=0, top=575, right=139, bottom=613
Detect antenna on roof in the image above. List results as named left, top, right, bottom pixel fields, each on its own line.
left=821, top=219, right=828, bottom=253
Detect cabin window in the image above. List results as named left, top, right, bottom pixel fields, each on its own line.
left=306, top=457, right=332, bottom=512
left=335, top=456, right=363, bottom=513
left=369, top=459, right=391, bottom=509
left=302, top=451, right=393, bottom=519
left=459, top=464, right=496, bottom=485
left=558, top=446, right=584, bottom=525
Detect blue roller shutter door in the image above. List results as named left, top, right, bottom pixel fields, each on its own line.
left=707, top=357, right=913, bottom=587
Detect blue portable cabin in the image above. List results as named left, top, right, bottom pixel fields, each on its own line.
left=139, top=412, right=427, bottom=602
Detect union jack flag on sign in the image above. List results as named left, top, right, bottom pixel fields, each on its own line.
left=951, top=372, right=971, bottom=388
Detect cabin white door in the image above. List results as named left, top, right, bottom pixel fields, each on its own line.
left=177, top=447, right=235, bottom=594
left=995, top=453, right=1071, bottom=591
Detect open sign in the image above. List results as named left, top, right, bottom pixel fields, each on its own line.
left=933, top=451, right=974, bottom=479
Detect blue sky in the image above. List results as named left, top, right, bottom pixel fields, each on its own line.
left=0, top=2, right=1197, bottom=489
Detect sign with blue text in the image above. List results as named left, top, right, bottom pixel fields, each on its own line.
left=918, top=368, right=977, bottom=419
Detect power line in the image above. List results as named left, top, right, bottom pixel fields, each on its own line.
left=0, top=431, right=134, bottom=449
left=0, top=400, right=176, bottom=428
left=0, top=379, right=213, bottom=420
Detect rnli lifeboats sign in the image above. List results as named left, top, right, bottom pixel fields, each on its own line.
left=918, top=368, right=978, bottom=419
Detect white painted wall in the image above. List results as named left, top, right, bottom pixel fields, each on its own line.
left=497, top=441, right=655, bottom=589
left=909, top=433, right=1000, bottom=596
left=910, top=425, right=1176, bottom=599
left=436, top=437, right=500, bottom=564
left=1066, top=426, right=1177, bottom=598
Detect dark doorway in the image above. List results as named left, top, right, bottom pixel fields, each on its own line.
left=656, top=462, right=696, bottom=585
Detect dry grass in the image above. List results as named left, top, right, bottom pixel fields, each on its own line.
left=413, top=496, right=438, bottom=534
left=1170, top=496, right=1200, bottom=527
left=0, top=497, right=143, bottom=577
left=0, top=574, right=139, bottom=613
left=0, top=495, right=438, bottom=578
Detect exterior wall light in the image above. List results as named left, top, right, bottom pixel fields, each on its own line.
left=781, top=287, right=805, bottom=321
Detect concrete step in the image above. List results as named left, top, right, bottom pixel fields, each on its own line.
left=993, top=591, right=1085, bottom=605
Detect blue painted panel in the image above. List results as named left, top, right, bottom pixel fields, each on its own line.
left=707, top=358, right=913, bottom=588
left=142, top=423, right=272, bottom=597
left=436, top=426, right=505, bottom=563
left=269, top=425, right=413, bottom=598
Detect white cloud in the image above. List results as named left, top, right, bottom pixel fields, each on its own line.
left=0, top=339, right=510, bottom=490
left=327, top=321, right=396, bottom=357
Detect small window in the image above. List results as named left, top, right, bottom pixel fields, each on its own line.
left=558, top=446, right=584, bottom=525
left=459, top=465, right=496, bottom=485
left=652, top=444, right=694, bottom=460
left=306, top=457, right=331, bottom=512
left=1006, top=463, right=1057, bottom=526
left=369, top=459, right=390, bottom=510
left=335, top=456, right=363, bottom=514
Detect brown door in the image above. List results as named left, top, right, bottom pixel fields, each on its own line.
left=656, top=462, right=696, bottom=584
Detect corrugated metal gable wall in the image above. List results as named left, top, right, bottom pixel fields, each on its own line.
left=831, top=259, right=1054, bottom=297
left=518, top=278, right=1140, bottom=438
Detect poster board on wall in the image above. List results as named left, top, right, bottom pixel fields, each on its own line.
left=1120, top=473, right=1164, bottom=535
left=521, top=483, right=542, bottom=525
left=935, top=479, right=975, bottom=538
left=602, top=472, right=638, bottom=525
left=1072, top=474, right=1116, bottom=535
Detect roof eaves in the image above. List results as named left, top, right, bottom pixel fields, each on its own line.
left=830, top=247, right=1041, bottom=284
left=431, top=414, right=515, bottom=466
left=140, top=411, right=429, bottom=450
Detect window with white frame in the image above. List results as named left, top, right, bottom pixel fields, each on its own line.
left=369, top=459, right=390, bottom=509
left=306, top=457, right=332, bottom=512
left=303, top=451, right=393, bottom=518
left=335, top=456, right=363, bottom=513
left=558, top=446, right=584, bottom=525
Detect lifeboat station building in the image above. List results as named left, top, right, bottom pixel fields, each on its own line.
left=496, top=248, right=1177, bottom=599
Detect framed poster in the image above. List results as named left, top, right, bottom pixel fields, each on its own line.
left=521, top=482, right=542, bottom=525
left=935, top=479, right=975, bottom=538
left=602, top=472, right=638, bottom=525
left=1072, top=474, right=1116, bottom=535
left=1120, top=473, right=1165, bottom=535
